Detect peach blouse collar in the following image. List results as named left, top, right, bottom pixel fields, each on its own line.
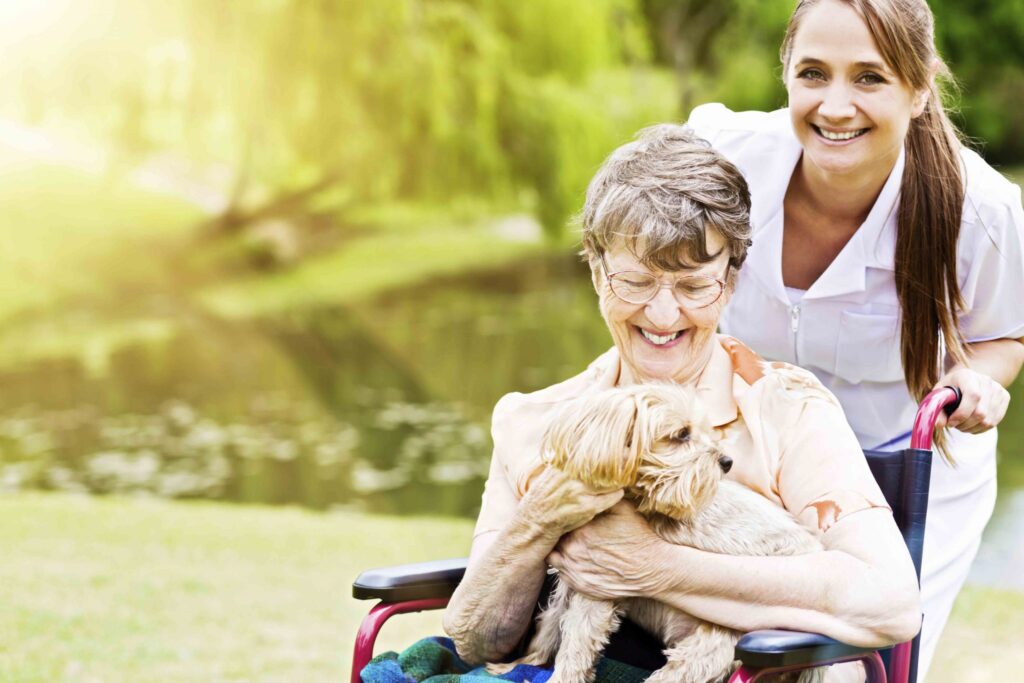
left=590, top=337, right=739, bottom=428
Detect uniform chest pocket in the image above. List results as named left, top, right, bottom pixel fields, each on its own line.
left=834, top=311, right=904, bottom=383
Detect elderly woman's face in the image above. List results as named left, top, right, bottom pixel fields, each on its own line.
left=596, top=230, right=731, bottom=385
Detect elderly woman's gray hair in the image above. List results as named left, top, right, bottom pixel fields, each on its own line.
left=581, top=124, right=752, bottom=274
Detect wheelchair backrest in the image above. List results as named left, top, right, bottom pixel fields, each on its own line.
left=863, top=448, right=932, bottom=580
left=863, top=447, right=933, bottom=683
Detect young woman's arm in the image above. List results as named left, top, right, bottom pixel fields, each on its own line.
left=936, top=336, right=1024, bottom=433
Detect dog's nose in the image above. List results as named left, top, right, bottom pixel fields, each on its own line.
left=718, top=455, right=733, bottom=473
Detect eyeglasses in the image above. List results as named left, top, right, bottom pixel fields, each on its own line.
left=600, top=254, right=729, bottom=309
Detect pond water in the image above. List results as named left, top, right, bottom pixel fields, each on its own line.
left=0, top=253, right=1021, bottom=585
left=0, top=255, right=609, bottom=516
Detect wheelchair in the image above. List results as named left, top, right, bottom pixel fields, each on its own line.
left=351, top=387, right=961, bottom=683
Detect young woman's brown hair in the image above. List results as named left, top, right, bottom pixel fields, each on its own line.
left=782, top=0, right=967, bottom=458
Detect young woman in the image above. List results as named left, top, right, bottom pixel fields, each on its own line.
left=686, top=0, right=1024, bottom=678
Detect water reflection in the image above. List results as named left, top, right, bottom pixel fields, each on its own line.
left=0, top=255, right=610, bottom=516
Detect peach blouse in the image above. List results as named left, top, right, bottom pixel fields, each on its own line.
left=473, top=335, right=890, bottom=538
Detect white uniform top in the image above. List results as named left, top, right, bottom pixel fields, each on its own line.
left=687, top=104, right=1024, bottom=680
left=687, top=104, right=1024, bottom=452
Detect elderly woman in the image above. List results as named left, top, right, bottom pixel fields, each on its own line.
left=442, top=125, right=920, bottom=677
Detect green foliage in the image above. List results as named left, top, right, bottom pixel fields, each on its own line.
left=4, top=0, right=1021, bottom=241
left=637, top=0, right=790, bottom=115
left=489, top=0, right=652, bottom=78
left=4, top=0, right=678, bottom=239
left=502, top=68, right=679, bottom=237
left=240, top=0, right=678, bottom=235
left=929, top=0, right=1024, bottom=161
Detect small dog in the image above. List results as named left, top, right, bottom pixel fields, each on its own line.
left=489, top=384, right=824, bottom=683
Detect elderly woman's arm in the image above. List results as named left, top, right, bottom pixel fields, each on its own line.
left=443, top=467, right=623, bottom=664
left=550, top=502, right=920, bottom=647
left=442, top=518, right=554, bottom=664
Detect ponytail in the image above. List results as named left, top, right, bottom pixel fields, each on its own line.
left=896, top=94, right=966, bottom=461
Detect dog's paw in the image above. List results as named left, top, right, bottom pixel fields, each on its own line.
left=645, top=665, right=731, bottom=683
left=485, top=661, right=518, bottom=675
left=795, top=666, right=828, bottom=683
left=486, top=652, right=550, bottom=676
left=547, top=671, right=594, bottom=683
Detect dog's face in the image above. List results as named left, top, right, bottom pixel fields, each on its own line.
left=628, top=385, right=729, bottom=519
left=543, top=384, right=730, bottom=520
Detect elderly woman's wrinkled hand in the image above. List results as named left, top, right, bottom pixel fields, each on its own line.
left=547, top=500, right=672, bottom=601
left=519, top=466, right=624, bottom=537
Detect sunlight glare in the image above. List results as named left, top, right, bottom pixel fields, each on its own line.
left=0, top=0, right=72, bottom=42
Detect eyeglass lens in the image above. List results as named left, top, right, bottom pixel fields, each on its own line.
left=611, top=272, right=722, bottom=306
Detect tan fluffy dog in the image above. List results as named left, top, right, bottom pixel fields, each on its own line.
left=490, top=384, right=824, bottom=683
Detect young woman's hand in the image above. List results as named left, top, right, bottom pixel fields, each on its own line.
left=546, top=500, right=672, bottom=600
left=934, top=366, right=1011, bottom=433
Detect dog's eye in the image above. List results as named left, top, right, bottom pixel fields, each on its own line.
left=669, top=427, right=691, bottom=444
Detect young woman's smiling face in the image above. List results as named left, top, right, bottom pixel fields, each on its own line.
left=595, top=230, right=732, bottom=386
left=785, top=0, right=927, bottom=184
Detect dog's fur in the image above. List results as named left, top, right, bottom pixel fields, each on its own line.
left=489, top=384, right=825, bottom=683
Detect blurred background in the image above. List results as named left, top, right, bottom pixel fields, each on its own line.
left=0, top=1, right=1022, bottom=681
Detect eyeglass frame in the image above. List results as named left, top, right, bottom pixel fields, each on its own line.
left=598, top=252, right=731, bottom=309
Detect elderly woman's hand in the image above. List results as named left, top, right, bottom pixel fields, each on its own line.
left=519, top=466, right=624, bottom=537
left=547, top=500, right=674, bottom=600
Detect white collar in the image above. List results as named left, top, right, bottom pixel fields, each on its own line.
left=745, top=124, right=903, bottom=304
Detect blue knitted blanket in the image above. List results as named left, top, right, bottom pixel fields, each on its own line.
left=360, top=636, right=651, bottom=683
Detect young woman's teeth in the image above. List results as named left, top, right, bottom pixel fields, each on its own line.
left=818, top=127, right=866, bottom=141
left=641, top=329, right=682, bottom=345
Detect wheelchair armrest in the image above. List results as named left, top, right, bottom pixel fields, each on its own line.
left=352, top=557, right=467, bottom=602
left=735, top=629, right=886, bottom=668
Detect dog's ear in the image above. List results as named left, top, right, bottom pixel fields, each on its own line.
left=628, top=389, right=663, bottom=459
left=542, top=388, right=641, bottom=489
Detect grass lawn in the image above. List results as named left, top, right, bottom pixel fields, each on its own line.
left=0, top=493, right=472, bottom=682
left=1, top=493, right=1022, bottom=682
left=931, top=585, right=1024, bottom=682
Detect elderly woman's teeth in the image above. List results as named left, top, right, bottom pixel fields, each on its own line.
left=641, top=329, right=683, bottom=345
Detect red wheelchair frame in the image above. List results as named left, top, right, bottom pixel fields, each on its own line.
left=351, top=387, right=961, bottom=683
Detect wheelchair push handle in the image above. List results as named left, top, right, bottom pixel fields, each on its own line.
left=910, top=386, right=963, bottom=450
